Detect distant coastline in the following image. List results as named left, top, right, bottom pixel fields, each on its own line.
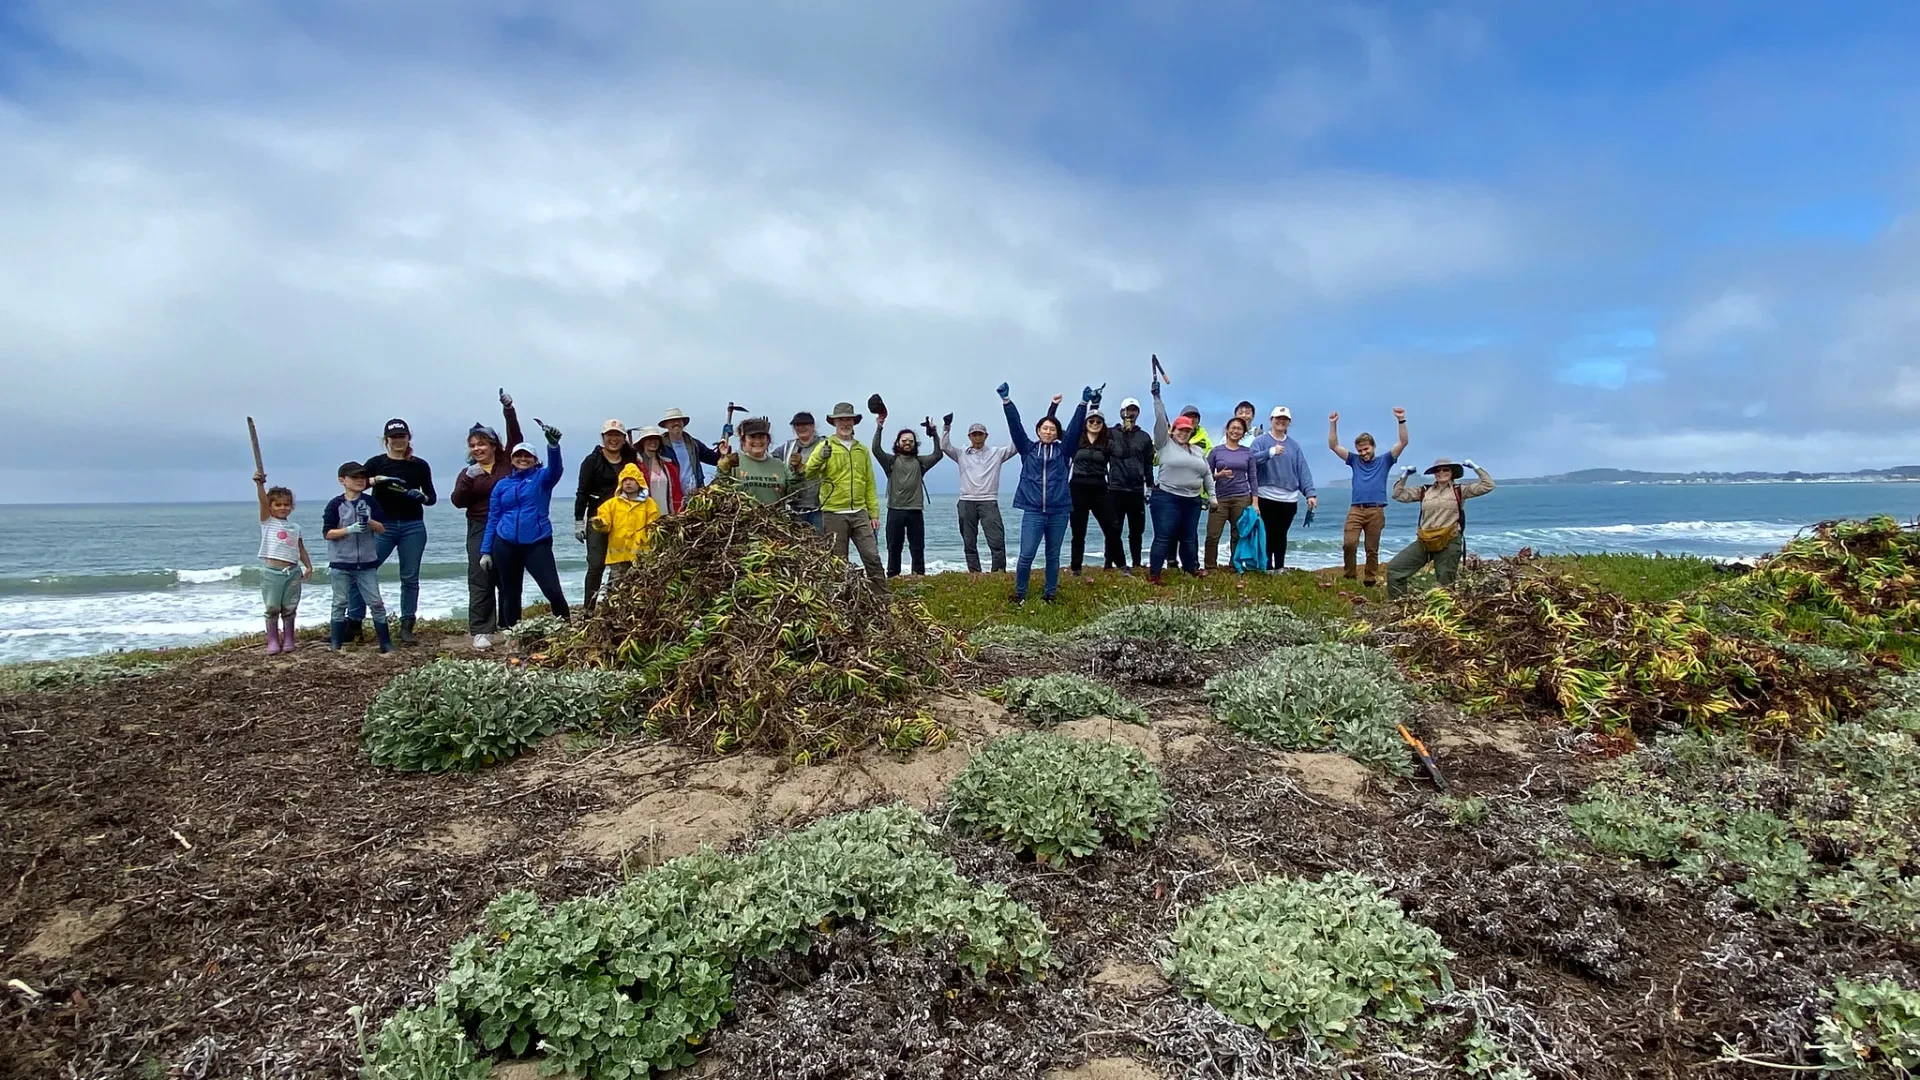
left=1504, top=467, right=1920, bottom=487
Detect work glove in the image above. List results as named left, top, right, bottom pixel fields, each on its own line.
left=1403, top=466, right=1418, bottom=477
left=722, top=420, right=735, bottom=438
left=1304, top=507, right=1316, bottom=527
left=1090, top=382, right=1106, bottom=406
left=480, top=554, right=493, bottom=572
left=344, top=521, right=368, bottom=535
left=574, top=520, right=588, bottom=542
left=1150, top=378, right=1160, bottom=398
left=923, top=417, right=937, bottom=438
left=404, top=487, right=426, bottom=502
left=1081, top=385, right=1095, bottom=403
left=1463, top=458, right=1478, bottom=471
left=464, top=463, right=487, bottom=479
left=498, top=387, right=513, bottom=408
left=1268, top=444, right=1284, bottom=457
left=942, top=412, right=954, bottom=429
left=536, top=420, right=562, bottom=446
left=995, top=382, right=1010, bottom=401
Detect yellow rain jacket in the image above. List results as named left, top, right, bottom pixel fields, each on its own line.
left=592, top=464, right=663, bottom=565
left=802, top=435, right=881, bottom=520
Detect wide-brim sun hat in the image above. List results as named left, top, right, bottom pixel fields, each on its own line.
left=659, top=407, right=691, bottom=424
left=827, top=401, right=864, bottom=422
left=1424, top=457, right=1466, bottom=476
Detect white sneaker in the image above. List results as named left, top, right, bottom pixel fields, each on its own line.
left=472, top=634, right=492, bottom=650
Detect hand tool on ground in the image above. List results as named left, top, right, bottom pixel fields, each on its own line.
left=1398, top=723, right=1449, bottom=793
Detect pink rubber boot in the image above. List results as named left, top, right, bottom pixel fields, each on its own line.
left=280, top=613, right=298, bottom=653
left=265, top=617, right=283, bottom=655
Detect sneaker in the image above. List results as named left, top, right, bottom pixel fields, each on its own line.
left=472, top=634, right=492, bottom=651
left=1008, top=592, right=1027, bottom=606
left=1042, top=593, right=1059, bottom=604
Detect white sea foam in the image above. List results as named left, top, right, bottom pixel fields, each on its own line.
left=175, top=565, right=247, bottom=584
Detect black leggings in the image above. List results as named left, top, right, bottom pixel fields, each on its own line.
left=886, top=508, right=926, bottom=576
left=1258, top=500, right=1301, bottom=570
left=1108, top=488, right=1146, bottom=567
left=1069, top=481, right=1120, bottom=571
left=493, top=536, right=570, bottom=628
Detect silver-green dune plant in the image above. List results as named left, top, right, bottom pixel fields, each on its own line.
left=946, top=731, right=1169, bottom=862
left=361, top=659, right=644, bottom=772
left=1000, top=672, right=1149, bottom=726
left=1204, top=643, right=1414, bottom=773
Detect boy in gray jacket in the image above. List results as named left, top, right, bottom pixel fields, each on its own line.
left=322, top=462, right=393, bottom=652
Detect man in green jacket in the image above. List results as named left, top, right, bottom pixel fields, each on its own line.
left=798, top=402, right=886, bottom=591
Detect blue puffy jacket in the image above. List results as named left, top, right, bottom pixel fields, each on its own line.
left=483, top=443, right=565, bottom=554
left=1004, top=399, right=1087, bottom=515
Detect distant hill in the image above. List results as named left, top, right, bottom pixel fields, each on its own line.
left=1505, top=466, right=1920, bottom=486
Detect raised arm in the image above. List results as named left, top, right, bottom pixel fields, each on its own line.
left=541, top=443, right=566, bottom=491
left=1460, top=461, right=1496, bottom=498
left=870, top=421, right=897, bottom=468
left=1389, top=407, right=1409, bottom=459
left=1002, top=394, right=1035, bottom=455
left=1392, top=466, right=1421, bottom=502
left=501, top=390, right=524, bottom=450
left=1327, top=412, right=1348, bottom=460
left=253, top=471, right=271, bottom=522
left=918, top=427, right=944, bottom=471
left=1152, top=393, right=1171, bottom=449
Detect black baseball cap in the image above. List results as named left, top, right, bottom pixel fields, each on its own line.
left=383, top=418, right=411, bottom=438
left=338, top=461, right=369, bottom=478
left=790, top=411, right=816, bottom=427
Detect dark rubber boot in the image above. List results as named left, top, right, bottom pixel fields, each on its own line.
left=329, top=620, right=345, bottom=651
left=374, top=620, right=395, bottom=654
left=399, top=616, right=418, bottom=645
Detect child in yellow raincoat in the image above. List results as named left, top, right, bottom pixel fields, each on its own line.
left=591, top=463, right=661, bottom=591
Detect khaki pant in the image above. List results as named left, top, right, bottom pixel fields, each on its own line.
left=1204, top=495, right=1253, bottom=570
left=824, top=511, right=887, bottom=591
left=1343, top=505, right=1387, bottom=584
left=1387, top=534, right=1464, bottom=598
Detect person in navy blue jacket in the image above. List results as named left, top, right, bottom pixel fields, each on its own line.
left=481, top=421, right=570, bottom=629
left=1000, top=382, right=1089, bottom=604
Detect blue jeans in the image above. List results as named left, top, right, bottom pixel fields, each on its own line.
left=330, top=567, right=387, bottom=621
left=1015, top=507, right=1070, bottom=599
left=795, top=509, right=823, bottom=530
left=348, top=519, right=427, bottom=621
left=1150, top=490, right=1202, bottom=576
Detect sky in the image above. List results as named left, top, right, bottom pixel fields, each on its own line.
left=3, top=1, right=1920, bottom=502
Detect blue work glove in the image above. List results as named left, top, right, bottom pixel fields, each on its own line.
left=722, top=421, right=735, bottom=438
left=1081, top=386, right=1094, bottom=403
left=995, top=382, right=1010, bottom=401
left=1303, top=507, right=1315, bottom=527
left=344, top=521, right=368, bottom=535
left=405, top=487, right=426, bottom=502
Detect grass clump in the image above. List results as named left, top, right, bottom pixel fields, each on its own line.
left=362, top=805, right=1051, bottom=1080
left=1000, top=672, right=1148, bottom=726
left=550, top=486, right=964, bottom=761
left=1568, top=708, right=1920, bottom=935
left=361, top=659, right=643, bottom=773
left=1380, top=553, right=1862, bottom=740
left=1818, top=976, right=1920, bottom=1075
left=968, top=624, right=1056, bottom=652
left=946, top=731, right=1169, bottom=862
left=1204, top=643, right=1415, bottom=773
left=0, top=655, right=173, bottom=693
left=1169, top=871, right=1452, bottom=1044
left=1072, top=603, right=1326, bottom=649
left=907, top=571, right=1360, bottom=635
left=1544, top=552, right=1728, bottom=603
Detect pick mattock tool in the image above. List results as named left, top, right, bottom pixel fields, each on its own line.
left=1151, top=354, right=1172, bottom=385
left=1398, top=723, right=1449, bottom=793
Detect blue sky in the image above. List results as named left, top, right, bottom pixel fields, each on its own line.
left=2, top=1, right=1919, bottom=501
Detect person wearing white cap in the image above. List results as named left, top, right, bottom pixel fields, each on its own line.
left=659, top=407, right=722, bottom=494
left=1385, top=457, right=1495, bottom=598
left=573, top=419, right=639, bottom=614
left=944, top=418, right=1016, bottom=574
left=1106, top=397, right=1155, bottom=569
left=1249, top=407, right=1316, bottom=571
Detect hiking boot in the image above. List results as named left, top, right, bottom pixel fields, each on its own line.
left=399, top=616, right=418, bottom=645
left=264, top=618, right=283, bottom=655
left=374, top=620, right=395, bottom=654
left=472, top=634, right=492, bottom=651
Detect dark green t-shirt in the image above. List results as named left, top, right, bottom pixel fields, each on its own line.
left=721, top=453, right=796, bottom=506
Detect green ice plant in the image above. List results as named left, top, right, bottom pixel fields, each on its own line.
left=1204, top=643, right=1415, bottom=773
left=1169, top=871, right=1452, bottom=1045
left=363, top=805, right=1051, bottom=1080
left=1000, top=672, right=1149, bottom=726
left=360, top=659, right=644, bottom=772
left=946, top=731, right=1169, bottom=861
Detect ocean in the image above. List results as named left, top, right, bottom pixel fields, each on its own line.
left=1, top=483, right=1915, bottom=663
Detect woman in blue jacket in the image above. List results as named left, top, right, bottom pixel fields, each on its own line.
left=481, top=422, right=570, bottom=628
left=999, top=382, right=1089, bottom=604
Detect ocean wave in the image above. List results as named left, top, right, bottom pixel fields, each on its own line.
left=0, top=559, right=518, bottom=596
left=176, top=565, right=246, bottom=584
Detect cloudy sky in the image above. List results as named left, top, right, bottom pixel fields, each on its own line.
left=3, top=1, right=1919, bottom=501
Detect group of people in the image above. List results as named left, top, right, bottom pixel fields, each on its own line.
left=248, top=377, right=1495, bottom=655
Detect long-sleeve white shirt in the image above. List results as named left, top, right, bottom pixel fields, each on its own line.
left=943, top=441, right=1018, bottom=501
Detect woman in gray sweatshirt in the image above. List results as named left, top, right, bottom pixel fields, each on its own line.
left=1149, top=381, right=1213, bottom=583
left=871, top=412, right=945, bottom=576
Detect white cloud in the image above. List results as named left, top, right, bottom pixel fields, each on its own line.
left=1667, top=290, right=1774, bottom=354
